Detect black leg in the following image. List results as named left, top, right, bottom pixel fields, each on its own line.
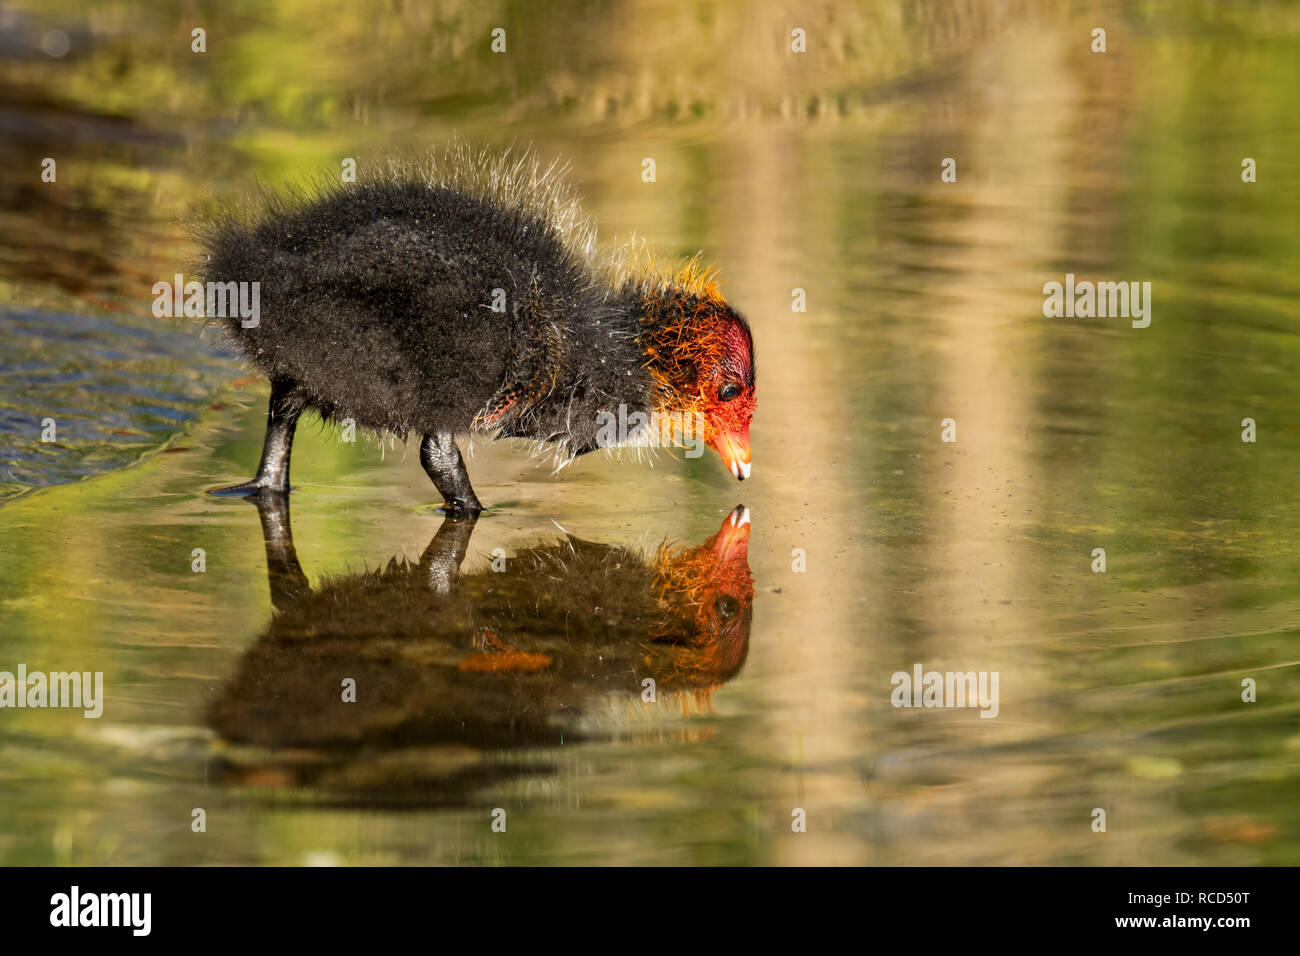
left=250, top=489, right=311, bottom=612
left=420, top=513, right=479, bottom=594
left=420, top=432, right=484, bottom=516
left=211, top=379, right=302, bottom=497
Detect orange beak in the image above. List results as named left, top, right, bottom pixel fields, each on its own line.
left=712, top=505, right=751, bottom=561
left=709, top=429, right=752, bottom=481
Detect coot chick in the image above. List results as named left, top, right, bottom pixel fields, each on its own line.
left=198, top=144, right=756, bottom=514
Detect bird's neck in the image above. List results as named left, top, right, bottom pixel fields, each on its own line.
left=501, top=284, right=717, bottom=456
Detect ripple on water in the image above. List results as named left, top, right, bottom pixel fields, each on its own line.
left=0, top=308, right=240, bottom=498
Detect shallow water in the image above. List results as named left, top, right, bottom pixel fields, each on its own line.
left=0, top=308, right=239, bottom=497
left=2, top=0, right=1299, bottom=864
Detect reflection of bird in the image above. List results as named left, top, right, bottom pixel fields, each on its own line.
left=209, top=498, right=753, bottom=774
left=198, top=144, right=756, bottom=514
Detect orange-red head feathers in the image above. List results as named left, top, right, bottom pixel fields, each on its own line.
left=636, top=260, right=756, bottom=480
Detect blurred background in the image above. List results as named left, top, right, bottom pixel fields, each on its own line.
left=1, top=0, right=1299, bottom=864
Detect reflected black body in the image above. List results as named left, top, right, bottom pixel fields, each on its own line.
left=209, top=494, right=754, bottom=801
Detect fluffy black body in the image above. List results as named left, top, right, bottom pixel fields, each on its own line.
left=205, top=179, right=649, bottom=449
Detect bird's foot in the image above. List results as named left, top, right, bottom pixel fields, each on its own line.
left=440, top=496, right=484, bottom=518
left=209, top=478, right=288, bottom=498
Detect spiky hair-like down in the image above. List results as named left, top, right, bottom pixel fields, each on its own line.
left=370, top=142, right=601, bottom=270
left=190, top=139, right=601, bottom=280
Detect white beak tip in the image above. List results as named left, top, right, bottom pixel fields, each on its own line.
left=731, top=459, right=751, bottom=481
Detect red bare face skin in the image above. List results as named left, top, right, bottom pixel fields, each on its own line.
left=640, top=278, right=756, bottom=479
left=701, top=315, right=756, bottom=480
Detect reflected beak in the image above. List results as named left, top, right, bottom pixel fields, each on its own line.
left=712, top=505, right=751, bottom=561
left=710, top=430, right=752, bottom=481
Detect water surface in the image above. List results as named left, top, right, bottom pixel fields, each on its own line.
left=1, top=0, right=1299, bottom=864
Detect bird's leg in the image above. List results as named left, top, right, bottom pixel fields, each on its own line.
left=211, top=378, right=302, bottom=497
left=420, top=513, right=479, bottom=594
left=420, top=432, right=484, bottom=516
left=250, top=489, right=311, bottom=612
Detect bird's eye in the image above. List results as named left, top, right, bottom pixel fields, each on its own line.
left=714, top=595, right=740, bottom=620
left=718, top=383, right=742, bottom=402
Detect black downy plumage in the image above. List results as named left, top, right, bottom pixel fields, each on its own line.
left=197, top=144, right=756, bottom=514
